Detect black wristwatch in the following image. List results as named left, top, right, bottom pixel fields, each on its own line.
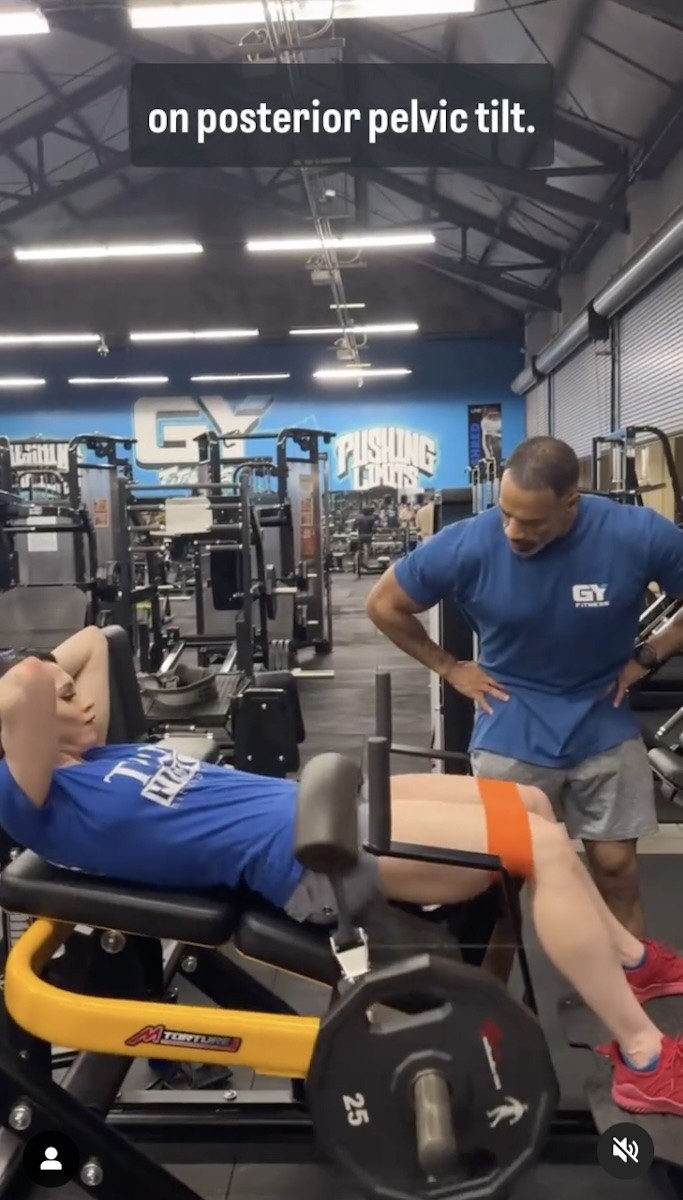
left=633, top=641, right=660, bottom=672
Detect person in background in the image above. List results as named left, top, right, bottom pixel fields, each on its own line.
left=386, top=498, right=399, bottom=529
left=366, top=436, right=683, bottom=951
left=398, top=495, right=413, bottom=529
left=354, top=505, right=378, bottom=572
left=415, top=497, right=435, bottom=541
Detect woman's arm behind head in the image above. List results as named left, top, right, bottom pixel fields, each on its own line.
left=0, top=656, right=58, bottom=807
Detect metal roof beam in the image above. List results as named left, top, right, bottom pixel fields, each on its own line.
left=566, top=75, right=683, bottom=273
left=611, top=0, right=683, bottom=31
left=347, top=22, right=625, bottom=169
left=314, top=167, right=561, bottom=265
left=459, top=164, right=627, bottom=227
left=0, top=63, right=126, bottom=157
left=414, top=252, right=561, bottom=310
left=479, top=0, right=604, bottom=267
left=0, top=152, right=128, bottom=227
left=18, top=49, right=110, bottom=167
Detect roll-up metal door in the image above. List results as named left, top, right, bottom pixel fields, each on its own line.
left=551, top=341, right=612, bottom=458
left=525, top=382, right=549, bottom=437
left=619, top=266, right=683, bottom=434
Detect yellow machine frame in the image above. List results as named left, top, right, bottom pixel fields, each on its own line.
left=6, top=919, right=320, bottom=1079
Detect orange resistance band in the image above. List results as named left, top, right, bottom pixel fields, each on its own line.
left=477, top=778, right=534, bottom=880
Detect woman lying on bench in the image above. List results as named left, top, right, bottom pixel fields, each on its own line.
left=0, top=627, right=681, bottom=1117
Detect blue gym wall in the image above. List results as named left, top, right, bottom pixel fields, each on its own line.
left=0, top=336, right=524, bottom=491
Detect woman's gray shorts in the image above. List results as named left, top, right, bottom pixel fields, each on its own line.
left=284, top=801, right=380, bottom=925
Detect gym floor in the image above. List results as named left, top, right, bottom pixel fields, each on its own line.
left=63, top=577, right=683, bottom=1200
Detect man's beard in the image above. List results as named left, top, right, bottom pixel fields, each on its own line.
left=509, top=541, right=547, bottom=558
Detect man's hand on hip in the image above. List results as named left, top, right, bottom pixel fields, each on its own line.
left=443, top=661, right=509, bottom=715
left=612, top=659, right=649, bottom=707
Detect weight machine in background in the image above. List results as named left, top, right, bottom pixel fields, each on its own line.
left=353, top=527, right=412, bottom=578
left=429, top=488, right=477, bottom=772
left=467, top=456, right=502, bottom=515
left=197, top=428, right=334, bottom=658
left=128, top=468, right=274, bottom=676
left=0, top=434, right=164, bottom=670
left=587, top=426, right=683, bottom=763
left=590, top=425, right=683, bottom=525
left=326, top=488, right=418, bottom=575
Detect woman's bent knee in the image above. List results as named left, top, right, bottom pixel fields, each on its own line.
left=531, top=816, right=574, bottom=874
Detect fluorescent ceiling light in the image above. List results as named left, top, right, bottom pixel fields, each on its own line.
left=190, top=373, right=290, bottom=382
left=130, top=329, right=259, bottom=343
left=0, top=377, right=46, bottom=388
left=314, top=367, right=412, bottom=381
left=130, top=3, right=475, bottom=30
left=0, top=8, right=49, bottom=36
left=0, top=333, right=99, bottom=346
left=15, top=241, right=203, bottom=262
left=330, top=303, right=366, bottom=310
left=291, top=322, right=418, bottom=336
left=69, top=376, right=169, bottom=385
left=247, top=233, right=434, bottom=253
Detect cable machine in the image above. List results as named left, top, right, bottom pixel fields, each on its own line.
left=590, top=426, right=683, bottom=525
left=197, top=428, right=335, bottom=657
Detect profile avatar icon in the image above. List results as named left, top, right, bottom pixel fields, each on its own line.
left=40, top=1147, right=62, bottom=1172
left=22, top=1130, right=79, bottom=1187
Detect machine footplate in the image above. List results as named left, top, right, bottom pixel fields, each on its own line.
left=559, top=991, right=683, bottom=1166
left=142, top=672, right=243, bottom=726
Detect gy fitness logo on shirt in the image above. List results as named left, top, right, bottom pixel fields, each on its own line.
left=572, top=584, right=610, bottom=609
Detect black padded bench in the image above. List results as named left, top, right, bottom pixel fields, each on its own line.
left=0, top=851, right=236, bottom=947
left=0, top=850, right=341, bottom=984
left=0, top=851, right=350, bottom=993
left=0, top=848, right=461, bottom=992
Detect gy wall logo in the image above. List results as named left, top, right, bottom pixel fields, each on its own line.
left=132, top=395, right=273, bottom=483
left=335, top=426, right=438, bottom=490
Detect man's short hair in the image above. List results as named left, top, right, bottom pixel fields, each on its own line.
left=0, top=649, right=56, bottom=679
left=505, top=437, right=579, bottom=498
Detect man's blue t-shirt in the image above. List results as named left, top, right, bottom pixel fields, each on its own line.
left=0, top=744, right=303, bottom=907
left=394, top=495, right=683, bottom=768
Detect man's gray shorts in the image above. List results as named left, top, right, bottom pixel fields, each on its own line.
left=285, top=801, right=380, bottom=924
left=470, top=735, right=657, bottom=842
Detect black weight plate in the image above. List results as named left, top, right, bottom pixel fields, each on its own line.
left=307, top=954, right=558, bottom=1200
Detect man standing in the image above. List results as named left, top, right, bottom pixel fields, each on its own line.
left=415, top=495, right=435, bottom=540
left=366, top=436, right=683, bottom=937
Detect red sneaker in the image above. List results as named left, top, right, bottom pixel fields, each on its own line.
left=625, top=939, right=683, bottom=1002
left=599, top=1036, right=683, bottom=1116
